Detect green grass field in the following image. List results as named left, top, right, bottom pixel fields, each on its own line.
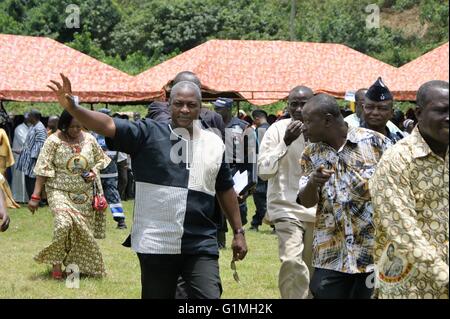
left=0, top=199, right=280, bottom=299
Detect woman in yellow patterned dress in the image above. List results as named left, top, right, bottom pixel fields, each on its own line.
left=28, top=110, right=110, bottom=279
left=0, top=127, right=20, bottom=208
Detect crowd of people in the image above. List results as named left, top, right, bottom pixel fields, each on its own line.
left=0, top=71, right=447, bottom=300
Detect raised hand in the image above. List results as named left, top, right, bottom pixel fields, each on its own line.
left=283, top=120, right=304, bottom=146
left=47, top=73, right=75, bottom=110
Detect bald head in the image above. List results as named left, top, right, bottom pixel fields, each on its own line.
left=416, top=80, right=449, bottom=109
left=355, top=88, right=368, bottom=103
left=304, top=93, right=341, bottom=118
left=47, top=115, right=59, bottom=133
left=301, top=94, right=344, bottom=143
left=287, top=86, right=314, bottom=121
left=355, top=88, right=368, bottom=119
left=288, top=86, right=314, bottom=100
left=173, top=71, right=201, bottom=88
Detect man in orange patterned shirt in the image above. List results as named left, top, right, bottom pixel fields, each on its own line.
left=370, top=80, right=449, bottom=299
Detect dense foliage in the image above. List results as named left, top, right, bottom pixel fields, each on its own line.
left=1, top=0, right=448, bottom=74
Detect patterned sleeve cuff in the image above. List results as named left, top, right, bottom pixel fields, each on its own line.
left=298, top=175, right=309, bottom=192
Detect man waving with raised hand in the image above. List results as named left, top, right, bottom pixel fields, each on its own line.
left=48, top=74, right=247, bottom=299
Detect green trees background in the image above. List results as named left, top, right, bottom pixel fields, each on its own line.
left=1, top=0, right=448, bottom=74
left=0, top=0, right=448, bottom=115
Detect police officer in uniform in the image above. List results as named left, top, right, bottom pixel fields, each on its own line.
left=214, top=98, right=257, bottom=248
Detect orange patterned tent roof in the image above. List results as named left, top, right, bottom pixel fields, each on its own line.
left=390, top=42, right=449, bottom=100
left=1, top=35, right=447, bottom=105
left=133, top=39, right=399, bottom=106
left=0, top=34, right=162, bottom=103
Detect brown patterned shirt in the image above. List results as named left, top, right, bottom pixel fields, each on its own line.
left=299, top=126, right=390, bottom=274
left=369, top=126, right=449, bottom=299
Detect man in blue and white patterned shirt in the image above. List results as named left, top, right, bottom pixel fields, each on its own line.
left=48, top=74, right=247, bottom=299
left=16, top=109, right=47, bottom=199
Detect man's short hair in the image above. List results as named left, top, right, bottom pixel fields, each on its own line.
left=252, top=109, right=268, bottom=119
left=29, top=109, right=41, bottom=121
left=169, top=81, right=202, bottom=105
left=172, top=71, right=201, bottom=88
left=416, top=80, right=449, bottom=109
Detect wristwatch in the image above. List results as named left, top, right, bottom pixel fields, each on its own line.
left=233, top=227, right=245, bottom=236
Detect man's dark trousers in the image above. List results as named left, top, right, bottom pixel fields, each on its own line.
left=310, top=268, right=374, bottom=299
left=138, top=253, right=222, bottom=299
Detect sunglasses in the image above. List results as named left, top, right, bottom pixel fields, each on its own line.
left=230, top=259, right=240, bottom=283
